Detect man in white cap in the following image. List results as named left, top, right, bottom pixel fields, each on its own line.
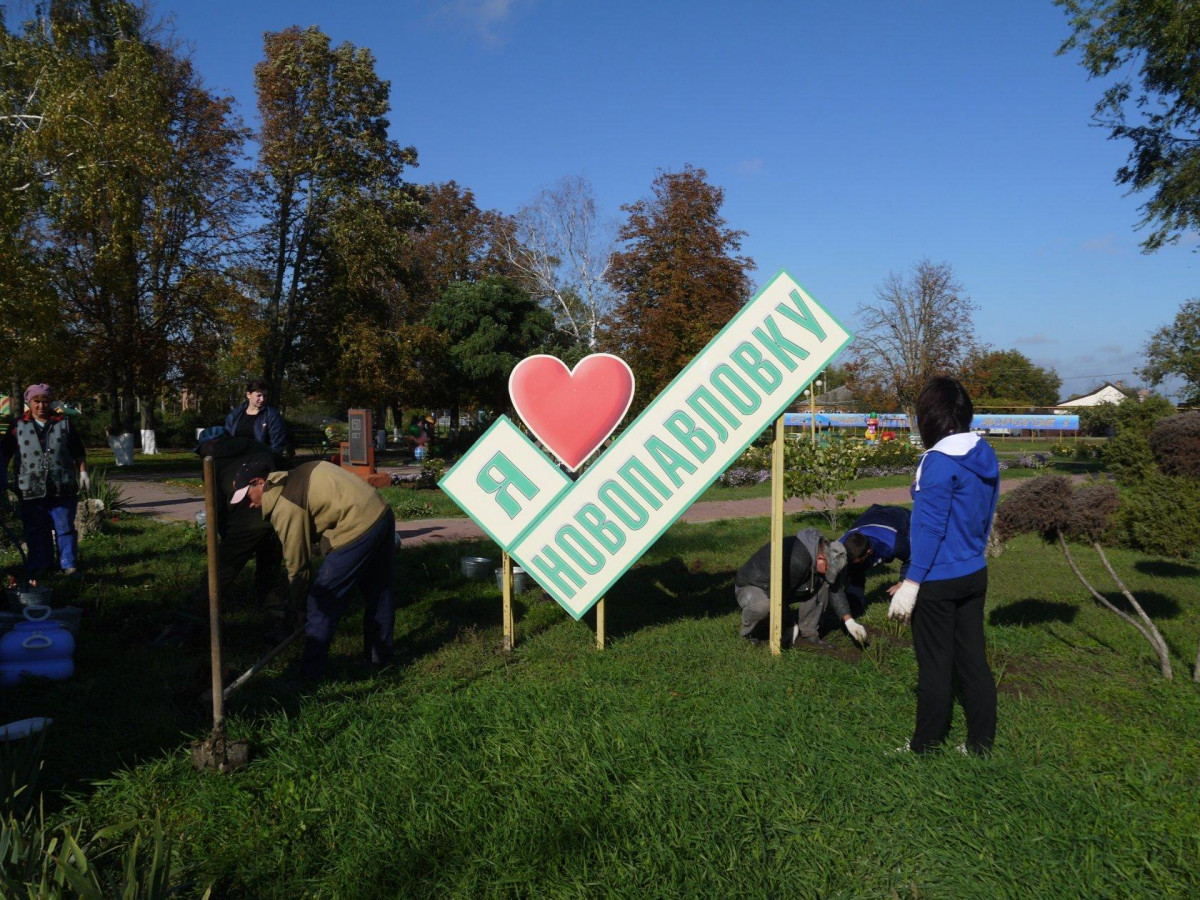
left=230, top=458, right=396, bottom=681
left=733, top=527, right=863, bottom=648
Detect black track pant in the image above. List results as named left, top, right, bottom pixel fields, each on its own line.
left=910, top=567, right=996, bottom=754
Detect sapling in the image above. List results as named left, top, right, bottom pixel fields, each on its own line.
left=995, top=475, right=1173, bottom=679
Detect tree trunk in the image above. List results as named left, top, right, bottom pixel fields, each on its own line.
left=1055, top=532, right=1171, bottom=679
left=1093, top=541, right=1173, bottom=680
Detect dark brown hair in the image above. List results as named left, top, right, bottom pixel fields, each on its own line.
left=915, top=376, right=973, bottom=448
left=842, top=531, right=871, bottom=565
left=245, top=378, right=268, bottom=395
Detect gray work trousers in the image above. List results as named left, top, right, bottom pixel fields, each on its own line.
left=735, top=583, right=829, bottom=643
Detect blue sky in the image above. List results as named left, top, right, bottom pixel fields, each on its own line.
left=149, top=0, right=1194, bottom=400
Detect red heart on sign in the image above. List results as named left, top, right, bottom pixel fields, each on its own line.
left=509, top=354, right=636, bottom=471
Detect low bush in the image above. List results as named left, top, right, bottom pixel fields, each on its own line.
left=1049, top=440, right=1074, bottom=457
left=1112, top=473, right=1200, bottom=558
left=79, top=468, right=129, bottom=515
left=1015, top=452, right=1050, bottom=469
left=1149, top=412, right=1200, bottom=479
left=417, top=456, right=446, bottom=488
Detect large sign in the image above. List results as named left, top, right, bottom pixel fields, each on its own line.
left=784, top=412, right=1080, bottom=431
left=440, top=270, right=852, bottom=620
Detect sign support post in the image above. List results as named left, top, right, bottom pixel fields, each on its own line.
left=769, top=413, right=786, bottom=655
left=595, top=598, right=605, bottom=650
left=501, top=552, right=515, bottom=652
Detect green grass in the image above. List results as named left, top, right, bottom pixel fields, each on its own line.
left=3, top=507, right=1199, bottom=896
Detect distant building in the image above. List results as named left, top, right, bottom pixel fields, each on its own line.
left=814, top=384, right=855, bottom=409
left=1053, top=382, right=1130, bottom=413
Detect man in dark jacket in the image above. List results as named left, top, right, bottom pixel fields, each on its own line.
left=734, top=527, right=862, bottom=647
left=838, top=504, right=912, bottom=617
left=153, top=428, right=288, bottom=644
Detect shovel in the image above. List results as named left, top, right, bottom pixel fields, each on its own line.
left=191, top=456, right=249, bottom=772
left=199, top=622, right=305, bottom=705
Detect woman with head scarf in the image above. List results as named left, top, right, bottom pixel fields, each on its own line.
left=0, top=383, right=89, bottom=578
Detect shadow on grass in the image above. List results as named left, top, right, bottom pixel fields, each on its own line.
left=1105, top=589, right=1181, bottom=620
left=598, top=559, right=734, bottom=640
left=1134, top=559, right=1200, bottom=579
left=989, top=598, right=1078, bottom=627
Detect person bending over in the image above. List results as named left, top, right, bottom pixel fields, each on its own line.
left=733, top=527, right=864, bottom=647
left=839, top=504, right=912, bottom=617
left=230, top=458, right=397, bottom=681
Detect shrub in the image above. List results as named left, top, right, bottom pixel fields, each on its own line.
left=1103, top=431, right=1155, bottom=484
left=79, top=468, right=129, bottom=515
left=784, top=436, right=867, bottom=529
left=994, top=474, right=1072, bottom=543
left=1112, top=473, right=1200, bottom=558
left=718, top=445, right=771, bottom=486
left=860, top=438, right=921, bottom=474
left=994, top=473, right=1174, bottom=678
left=1149, top=412, right=1200, bottom=479
left=1016, top=452, right=1050, bottom=470
left=417, top=456, right=446, bottom=488
left=1049, top=440, right=1074, bottom=457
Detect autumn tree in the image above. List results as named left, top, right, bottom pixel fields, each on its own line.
left=848, top=259, right=979, bottom=418
left=424, top=277, right=557, bottom=416
left=252, top=25, right=418, bottom=402
left=3, top=0, right=248, bottom=430
left=1058, top=1, right=1200, bottom=251
left=401, top=180, right=515, bottom=315
left=502, top=175, right=616, bottom=358
left=606, top=165, right=753, bottom=405
left=1140, top=298, right=1200, bottom=405
left=959, top=348, right=1062, bottom=410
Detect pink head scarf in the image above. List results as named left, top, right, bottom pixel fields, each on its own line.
left=24, top=383, right=52, bottom=404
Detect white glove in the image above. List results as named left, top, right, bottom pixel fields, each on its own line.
left=888, top=580, right=920, bottom=624
left=78, top=470, right=91, bottom=493
left=844, top=617, right=867, bottom=643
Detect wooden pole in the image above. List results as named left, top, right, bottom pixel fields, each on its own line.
left=203, top=457, right=226, bottom=738
left=596, top=597, right=605, bottom=650
left=501, top=551, right=515, bottom=652
left=769, top=414, right=786, bottom=655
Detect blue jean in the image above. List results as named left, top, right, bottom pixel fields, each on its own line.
left=19, top=496, right=78, bottom=575
left=299, top=509, right=396, bottom=679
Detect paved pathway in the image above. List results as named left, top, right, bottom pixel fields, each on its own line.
left=110, top=467, right=1034, bottom=547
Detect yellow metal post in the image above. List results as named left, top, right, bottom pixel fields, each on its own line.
left=501, top=551, right=515, bottom=652
left=808, top=386, right=816, bottom=445
left=596, top=597, right=605, bottom=650
left=769, top=414, right=786, bottom=655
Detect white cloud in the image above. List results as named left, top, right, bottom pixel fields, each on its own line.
left=430, top=0, right=525, bottom=44
left=1015, top=333, right=1054, bottom=345
left=736, top=158, right=764, bottom=176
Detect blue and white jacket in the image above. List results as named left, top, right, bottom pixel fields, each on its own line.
left=908, top=433, right=999, bottom=584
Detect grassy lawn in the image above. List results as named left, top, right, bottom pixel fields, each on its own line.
left=3, top=506, right=1198, bottom=896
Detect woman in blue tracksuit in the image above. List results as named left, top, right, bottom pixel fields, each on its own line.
left=888, top=377, right=1000, bottom=755
left=224, top=378, right=288, bottom=455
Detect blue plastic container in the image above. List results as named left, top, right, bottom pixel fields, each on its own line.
left=0, top=610, right=75, bottom=686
